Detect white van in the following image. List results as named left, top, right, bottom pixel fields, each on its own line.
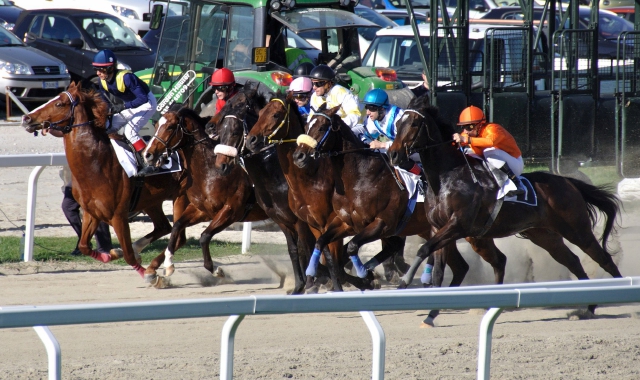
left=11, top=0, right=154, bottom=36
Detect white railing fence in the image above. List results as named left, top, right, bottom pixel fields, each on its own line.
left=1, top=277, right=639, bottom=380
left=0, top=153, right=254, bottom=260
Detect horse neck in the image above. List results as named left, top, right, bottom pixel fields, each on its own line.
left=420, top=134, right=467, bottom=196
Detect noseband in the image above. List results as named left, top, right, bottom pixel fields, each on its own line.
left=296, top=112, right=337, bottom=158
left=214, top=114, right=247, bottom=160
left=152, top=114, right=207, bottom=157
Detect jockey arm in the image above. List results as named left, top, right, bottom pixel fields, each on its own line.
left=122, top=73, right=150, bottom=109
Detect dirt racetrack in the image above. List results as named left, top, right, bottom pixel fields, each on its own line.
left=2, top=123, right=640, bottom=379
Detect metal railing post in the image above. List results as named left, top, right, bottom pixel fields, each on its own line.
left=33, top=326, right=61, bottom=380
left=220, top=314, right=245, bottom=380
left=477, top=307, right=503, bottom=380
left=24, top=166, right=45, bottom=262
left=360, top=311, right=385, bottom=380
left=241, top=222, right=251, bottom=254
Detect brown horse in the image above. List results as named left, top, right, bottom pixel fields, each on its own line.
left=205, top=87, right=337, bottom=294
left=21, top=82, right=190, bottom=283
left=388, top=96, right=622, bottom=313
left=143, top=105, right=269, bottom=283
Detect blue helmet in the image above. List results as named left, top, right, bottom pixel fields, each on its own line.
left=92, top=49, right=117, bottom=68
left=363, top=89, right=389, bottom=108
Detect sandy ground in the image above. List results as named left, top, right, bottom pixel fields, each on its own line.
left=2, top=122, right=640, bottom=379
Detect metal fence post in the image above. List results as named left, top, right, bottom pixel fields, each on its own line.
left=360, top=311, right=385, bottom=380
left=33, top=326, right=61, bottom=380
left=24, top=166, right=45, bottom=262
left=220, top=314, right=245, bottom=379
left=477, top=307, right=503, bottom=380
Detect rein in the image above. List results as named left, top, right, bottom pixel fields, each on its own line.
left=42, top=91, right=94, bottom=133
left=153, top=114, right=208, bottom=157
left=267, top=98, right=296, bottom=144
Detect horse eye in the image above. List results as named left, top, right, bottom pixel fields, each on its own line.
left=55, top=102, right=63, bottom=107
left=273, top=112, right=281, bottom=119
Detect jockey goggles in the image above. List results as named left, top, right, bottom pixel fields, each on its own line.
left=292, top=93, right=310, bottom=100
left=364, top=104, right=382, bottom=112
left=213, top=85, right=232, bottom=92
left=312, top=80, right=328, bottom=88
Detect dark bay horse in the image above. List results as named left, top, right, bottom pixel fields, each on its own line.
left=21, top=82, right=190, bottom=283
left=205, top=88, right=336, bottom=294
left=388, top=96, right=622, bottom=313
left=143, top=106, right=269, bottom=283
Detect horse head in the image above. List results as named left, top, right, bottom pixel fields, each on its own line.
left=293, top=104, right=342, bottom=169
left=246, top=91, right=301, bottom=153
left=21, top=81, right=108, bottom=136
left=144, top=107, right=209, bottom=168
left=212, top=85, right=266, bottom=175
left=388, top=95, right=451, bottom=167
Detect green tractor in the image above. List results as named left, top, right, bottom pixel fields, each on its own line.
left=137, top=0, right=405, bottom=116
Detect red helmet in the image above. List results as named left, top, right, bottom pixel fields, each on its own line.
left=458, top=106, right=486, bottom=126
left=210, top=68, right=235, bottom=86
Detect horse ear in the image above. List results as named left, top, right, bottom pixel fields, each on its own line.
left=75, top=81, right=83, bottom=90
left=326, top=105, right=341, bottom=117
left=67, top=81, right=77, bottom=91
left=286, top=91, right=293, bottom=102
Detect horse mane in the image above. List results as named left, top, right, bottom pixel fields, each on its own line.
left=331, top=112, right=367, bottom=150
left=273, top=90, right=303, bottom=122
left=407, top=95, right=456, bottom=140
left=176, top=106, right=210, bottom=131
left=75, top=86, right=109, bottom=128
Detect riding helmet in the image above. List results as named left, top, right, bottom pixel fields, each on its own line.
left=363, top=89, right=389, bottom=108
left=294, top=62, right=316, bottom=78
left=309, top=64, right=335, bottom=82
left=210, top=68, right=236, bottom=86
left=92, top=49, right=117, bottom=69
left=458, top=105, right=486, bottom=126
left=289, top=77, right=313, bottom=94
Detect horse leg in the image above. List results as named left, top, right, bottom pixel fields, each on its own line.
left=130, top=205, right=172, bottom=263
left=306, top=221, right=351, bottom=291
left=344, top=220, right=389, bottom=279
left=278, top=222, right=306, bottom=294
left=170, top=194, right=191, bottom=252
left=78, top=213, right=121, bottom=262
left=398, top=222, right=465, bottom=289
left=466, top=237, right=507, bottom=284
left=363, top=236, right=407, bottom=282
left=522, top=228, right=598, bottom=313
left=556, top=226, right=623, bottom=279
left=110, top=215, right=145, bottom=278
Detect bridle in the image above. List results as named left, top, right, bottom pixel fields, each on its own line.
left=401, top=109, right=455, bottom=156
left=40, top=91, right=94, bottom=133
left=151, top=113, right=207, bottom=157
left=215, top=114, right=247, bottom=162
left=296, top=112, right=337, bottom=158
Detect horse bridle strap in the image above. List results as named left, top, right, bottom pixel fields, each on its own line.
left=43, top=91, right=93, bottom=133
left=267, top=98, right=290, bottom=141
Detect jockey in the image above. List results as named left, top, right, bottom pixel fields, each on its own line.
left=288, top=77, right=313, bottom=120
left=285, top=47, right=313, bottom=72
left=93, top=49, right=157, bottom=176
left=453, top=105, right=525, bottom=197
left=293, top=62, right=316, bottom=78
left=308, top=64, right=361, bottom=129
left=210, top=68, right=239, bottom=115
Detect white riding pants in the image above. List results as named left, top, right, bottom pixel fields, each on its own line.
left=481, top=147, right=524, bottom=176
left=110, top=92, right=157, bottom=145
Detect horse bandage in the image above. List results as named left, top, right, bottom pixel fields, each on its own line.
left=296, top=134, right=318, bottom=148
left=214, top=144, right=238, bottom=157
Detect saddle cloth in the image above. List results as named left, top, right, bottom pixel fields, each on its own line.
left=395, top=167, right=425, bottom=203
left=110, top=139, right=182, bottom=178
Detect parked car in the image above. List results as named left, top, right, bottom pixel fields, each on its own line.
left=361, top=21, right=547, bottom=89
left=0, top=24, right=70, bottom=103
left=376, top=9, right=427, bottom=26
left=480, top=6, right=635, bottom=58
left=0, top=0, right=23, bottom=31
left=11, top=0, right=154, bottom=36
left=13, top=9, right=155, bottom=84
left=607, top=6, right=635, bottom=24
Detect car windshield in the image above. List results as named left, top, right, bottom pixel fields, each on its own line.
left=387, top=0, right=431, bottom=8
left=80, top=16, right=149, bottom=51
left=0, top=27, right=24, bottom=46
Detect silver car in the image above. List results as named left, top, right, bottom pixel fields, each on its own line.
left=0, top=26, right=70, bottom=104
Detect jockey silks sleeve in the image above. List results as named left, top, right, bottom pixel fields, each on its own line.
left=467, top=123, right=522, bottom=158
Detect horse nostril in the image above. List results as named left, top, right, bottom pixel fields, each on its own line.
left=294, top=151, right=306, bottom=162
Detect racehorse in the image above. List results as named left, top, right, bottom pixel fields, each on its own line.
left=143, top=105, right=269, bottom=284
left=292, top=103, right=513, bottom=323
left=21, top=82, right=190, bottom=283
left=205, top=87, right=341, bottom=293
left=387, top=96, right=622, bottom=313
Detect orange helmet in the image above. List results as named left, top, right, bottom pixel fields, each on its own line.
left=458, top=106, right=486, bottom=126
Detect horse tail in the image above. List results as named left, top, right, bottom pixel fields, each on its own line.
left=566, top=177, right=621, bottom=254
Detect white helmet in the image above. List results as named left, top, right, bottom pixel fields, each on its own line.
left=288, top=77, right=313, bottom=94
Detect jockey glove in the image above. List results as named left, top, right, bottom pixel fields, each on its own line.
left=110, top=103, right=125, bottom=115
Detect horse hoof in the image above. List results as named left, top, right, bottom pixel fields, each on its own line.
left=213, top=267, right=225, bottom=278
left=144, top=272, right=157, bottom=284
left=419, top=322, right=435, bottom=328
left=305, top=275, right=315, bottom=290
left=397, top=280, right=408, bottom=289
left=153, top=276, right=170, bottom=289
left=109, top=248, right=124, bottom=260
left=420, top=316, right=435, bottom=328
left=164, top=264, right=175, bottom=277
left=305, top=285, right=319, bottom=294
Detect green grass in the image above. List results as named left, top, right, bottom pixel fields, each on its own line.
left=0, top=236, right=287, bottom=264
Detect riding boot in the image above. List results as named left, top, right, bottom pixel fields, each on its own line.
left=135, top=150, right=158, bottom=177
left=500, top=164, right=525, bottom=197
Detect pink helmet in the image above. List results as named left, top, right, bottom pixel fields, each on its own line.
left=288, top=77, right=312, bottom=94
